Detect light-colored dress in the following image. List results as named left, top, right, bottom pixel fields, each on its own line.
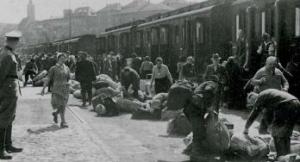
left=48, top=64, right=70, bottom=110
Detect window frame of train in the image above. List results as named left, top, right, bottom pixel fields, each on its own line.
left=151, top=28, right=159, bottom=45
left=296, top=7, right=300, bottom=37
left=160, top=26, right=168, bottom=45
left=195, top=21, right=205, bottom=44
left=235, top=10, right=247, bottom=41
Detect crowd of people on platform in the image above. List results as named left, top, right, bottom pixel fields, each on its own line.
left=2, top=28, right=300, bottom=160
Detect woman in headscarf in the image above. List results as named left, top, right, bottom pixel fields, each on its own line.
left=41, top=53, right=70, bottom=128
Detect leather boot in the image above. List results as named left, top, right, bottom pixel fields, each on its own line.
left=0, top=149, right=12, bottom=160
left=5, top=126, right=22, bottom=153
left=5, top=146, right=23, bottom=153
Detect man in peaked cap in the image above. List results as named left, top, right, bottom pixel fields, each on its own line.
left=0, top=30, right=23, bottom=160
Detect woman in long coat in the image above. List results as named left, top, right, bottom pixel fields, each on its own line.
left=41, top=53, right=70, bottom=128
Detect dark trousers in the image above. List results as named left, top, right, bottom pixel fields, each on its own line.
left=273, top=137, right=291, bottom=157
left=80, top=82, right=93, bottom=104
left=24, top=71, right=36, bottom=86
left=0, top=125, right=12, bottom=151
left=155, top=77, right=171, bottom=94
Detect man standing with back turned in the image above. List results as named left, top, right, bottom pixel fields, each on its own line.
left=0, top=31, right=23, bottom=160
left=75, top=51, right=97, bottom=107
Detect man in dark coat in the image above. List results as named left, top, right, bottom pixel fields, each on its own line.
left=0, top=31, right=23, bottom=160
left=181, top=56, right=196, bottom=81
left=244, top=89, right=300, bottom=157
left=75, top=51, right=96, bottom=106
left=23, top=58, right=38, bottom=87
left=120, top=67, right=140, bottom=99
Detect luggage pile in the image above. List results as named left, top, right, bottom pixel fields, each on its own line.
left=32, top=70, right=48, bottom=87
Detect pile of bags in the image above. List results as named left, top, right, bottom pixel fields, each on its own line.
left=73, top=74, right=121, bottom=100
left=32, top=70, right=48, bottom=87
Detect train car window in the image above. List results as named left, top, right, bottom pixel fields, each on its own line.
left=136, top=32, right=141, bottom=47
left=196, top=22, right=204, bottom=44
left=160, top=27, right=168, bottom=44
left=261, top=11, right=266, bottom=35
left=236, top=14, right=240, bottom=40
left=296, top=8, right=300, bottom=36
left=151, top=28, right=158, bottom=45
left=175, top=26, right=180, bottom=44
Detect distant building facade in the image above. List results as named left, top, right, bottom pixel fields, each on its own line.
left=18, top=0, right=189, bottom=45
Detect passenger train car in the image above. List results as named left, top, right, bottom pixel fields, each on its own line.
left=23, top=0, right=300, bottom=75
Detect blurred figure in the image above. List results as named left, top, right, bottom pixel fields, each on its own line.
left=23, top=58, right=38, bottom=87
left=150, top=57, right=173, bottom=94
left=177, top=56, right=186, bottom=80
left=181, top=56, right=196, bottom=82
left=103, top=53, right=113, bottom=77
left=75, top=51, right=97, bottom=107
left=286, top=52, right=300, bottom=98
left=139, top=56, right=153, bottom=79
left=120, top=67, right=140, bottom=99
left=257, top=33, right=276, bottom=67
left=131, top=53, right=142, bottom=74
left=65, top=55, right=76, bottom=73
left=224, top=56, right=245, bottom=109
left=203, top=53, right=228, bottom=110
left=235, top=29, right=249, bottom=70
left=251, top=56, right=289, bottom=93
left=203, top=53, right=227, bottom=83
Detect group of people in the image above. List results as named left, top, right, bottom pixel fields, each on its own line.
left=1, top=27, right=300, bottom=160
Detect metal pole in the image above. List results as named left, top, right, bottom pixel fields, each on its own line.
left=68, top=0, right=72, bottom=52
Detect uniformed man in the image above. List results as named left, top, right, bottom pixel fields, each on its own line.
left=0, top=30, right=23, bottom=160
left=244, top=89, right=300, bottom=157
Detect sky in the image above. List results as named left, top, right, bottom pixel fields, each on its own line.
left=0, top=0, right=203, bottom=24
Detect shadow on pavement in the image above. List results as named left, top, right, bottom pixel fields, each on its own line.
left=27, top=124, right=61, bottom=135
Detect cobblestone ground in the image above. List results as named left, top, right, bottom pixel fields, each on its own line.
left=7, top=86, right=262, bottom=162
left=9, top=87, right=114, bottom=162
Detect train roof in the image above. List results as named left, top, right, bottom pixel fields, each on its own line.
left=100, top=0, right=235, bottom=36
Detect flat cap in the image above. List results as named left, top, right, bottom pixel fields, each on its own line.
left=5, top=30, right=22, bottom=38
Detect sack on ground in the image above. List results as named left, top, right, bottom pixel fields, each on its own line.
left=167, top=82, right=193, bottom=111
left=131, top=103, right=161, bottom=120
left=151, top=93, right=168, bottom=110
left=32, top=79, right=44, bottom=87
left=92, top=95, right=104, bottom=109
left=100, top=97, right=119, bottom=116
left=167, top=113, right=191, bottom=136
left=32, top=70, right=47, bottom=82
left=95, top=87, right=120, bottom=98
left=73, top=90, right=82, bottom=99
left=204, top=113, right=231, bottom=153
left=161, top=109, right=181, bottom=121
left=115, top=98, right=144, bottom=113
left=230, top=134, right=269, bottom=158
left=70, top=80, right=81, bottom=90
left=96, top=74, right=119, bottom=89
left=277, top=154, right=300, bottom=162
left=93, top=81, right=110, bottom=89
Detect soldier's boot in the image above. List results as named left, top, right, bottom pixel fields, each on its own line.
left=5, top=126, right=22, bottom=153
left=0, top=149, right=12, bottom=160
left=0, top=128, right=12, bottom=160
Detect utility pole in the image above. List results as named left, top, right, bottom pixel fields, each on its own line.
left=68, top=0, right=72, bottom=52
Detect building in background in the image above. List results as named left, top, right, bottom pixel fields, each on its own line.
left=18, top=0, right=190, bottom=46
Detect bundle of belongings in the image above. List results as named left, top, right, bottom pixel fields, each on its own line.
left=131, top=93, right=168, bottom=120
left=73, top=74, right=120, bottom=99
left=32, top=70, right=48, bottom=87
left=167, top=81, right=232, bottom=160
